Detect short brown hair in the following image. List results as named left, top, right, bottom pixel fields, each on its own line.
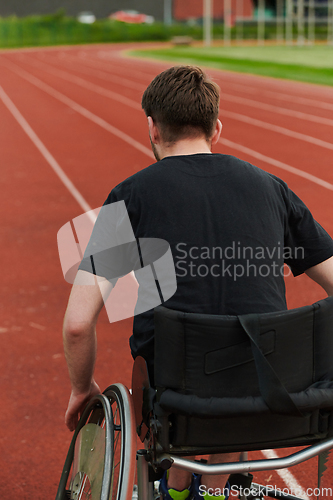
left=141, top=66, right=220, bottom=143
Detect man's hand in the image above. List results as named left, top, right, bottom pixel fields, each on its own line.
left=65, top=380, right=102, bottom=431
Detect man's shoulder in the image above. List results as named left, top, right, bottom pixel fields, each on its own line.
left=116, top=162, right=162, bottom=187
left=218, top=154, right=288, bottom=187
left=107, top=154, right=289, bottom=203
left=104, top=162, right=162, bottom=204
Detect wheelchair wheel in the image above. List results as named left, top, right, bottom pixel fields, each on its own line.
left=56, top=384, right=136, bottom=500
left=103, top=384, right=137, bottom=500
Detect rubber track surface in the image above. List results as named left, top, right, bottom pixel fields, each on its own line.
left=0, top=42, right=332, bottom=499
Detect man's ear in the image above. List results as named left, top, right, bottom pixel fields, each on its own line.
left=148, top=116, right=160, bottom=144
left=211, top=119, right=223, bottom=145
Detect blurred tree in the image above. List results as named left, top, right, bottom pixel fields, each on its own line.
left=252, top=0, right=279, bottom=13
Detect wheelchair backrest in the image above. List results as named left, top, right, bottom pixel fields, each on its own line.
left=153, top=297, right=333, bottom=451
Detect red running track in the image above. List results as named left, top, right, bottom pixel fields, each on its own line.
left=0, top=42, right=332, bottom=499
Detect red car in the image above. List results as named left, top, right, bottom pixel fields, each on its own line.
left=109, top=10, right=154, bottom=24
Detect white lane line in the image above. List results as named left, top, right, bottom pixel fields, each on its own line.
left=94, top=50, right=158, bottom=79
left=1, top=59, right=154, bottom=160
left=58, top=52, right=333, bottom=124
left=222, top=109, right=333, bottom=152
left=0, top=85, right=93, bottom=216
left=220, top=92, right=333, bottom=127
left=0, top=84, right=139, bottom=286
left=220, top=137, right=333, bottom=190
left=91, top=49, right=333, bottom=109
left=49, top=52, right=333, bottom=123
left=223, top=81, right=333, bottom=112
left=204, top=62, right=333, bottom=100
left=53, top=52, right=146, bottom=91
left=3, top=58, right=333, bottom=193
left=11, top=55, right=333, bottom=153
left=261, top=449, right=310, bottom=500
left=17, top=55, right=143, bottom=109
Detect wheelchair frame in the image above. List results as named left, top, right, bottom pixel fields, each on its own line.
left=56, top=297, right=333, bottom=499
left=55, top=380, right=333, bottom=500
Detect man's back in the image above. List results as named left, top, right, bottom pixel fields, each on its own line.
left=104, top=153, right=333, bottom=362
left=62, top=65, right=333, bottom=499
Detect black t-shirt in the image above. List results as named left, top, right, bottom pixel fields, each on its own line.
left=80, top=153, right=333, bottom=362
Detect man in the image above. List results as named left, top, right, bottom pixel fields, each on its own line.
left=63, top=66, right=333, bottom=500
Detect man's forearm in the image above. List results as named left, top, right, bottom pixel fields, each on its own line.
left=61, top=271, right=110, bottom=430
left=63, top=323, right=97, bottom=395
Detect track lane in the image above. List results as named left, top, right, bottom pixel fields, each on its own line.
left=93, top=45, right=333, bottom=103
left=2, top=50, right=330, bottom=304
left=17, top=51, right=333, bottom=149
left=0, top=58, right=153, bottom=156
left=3, top=47, right=332, bottom=312
left=33, top=49, right=333, bottom=122
left=0, top=91, right=80, bottom=498
left=0, top=64, right=152, bottom=208
left=1, top=51, right=330, bottom=245
left=4, top=51, right=333, bottom=189
left=0, top=43, right=330, bottom=498
left=15, top=49, right=333, bottom=149
left=0, top=58, right=136, bottom=500
left=39, top=46, right=333, bottom=494
left=3, top=46, right=333, bottom=341
left=0, top=85, right=92, bottom=214
left=26, top=48, right=333, bottom=128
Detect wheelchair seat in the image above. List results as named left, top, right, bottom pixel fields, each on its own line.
left=56, top=296, right=333, bottom=500
left=147, top=296, right=333, bottom=454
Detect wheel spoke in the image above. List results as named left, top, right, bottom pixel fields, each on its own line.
left=56, top=386, right=135, bottom=500
left=71, top=472, right=92, bottom=500
left=114, top=431, right=121, bottom=451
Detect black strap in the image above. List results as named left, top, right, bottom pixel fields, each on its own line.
left=239, top=314, right=303, bottom=417
left=228, top=473, right=253, bottom=490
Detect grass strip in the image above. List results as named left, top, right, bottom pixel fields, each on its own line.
left=130, top=47, right=333, bottom=87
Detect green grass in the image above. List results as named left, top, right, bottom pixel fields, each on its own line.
left=0, top=13, right=205, bottom=49
left=130, top=45, right=333, bottom=87
left=0, top=12, right=330, bottom=50
left=1, top=12, right=332, bottom=87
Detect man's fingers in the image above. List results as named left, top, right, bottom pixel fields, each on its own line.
left=65, top=409, right=78, bottom=432
left=65, top=387, right=100, bottom=432
left=67, top=416, right=77, bottom=432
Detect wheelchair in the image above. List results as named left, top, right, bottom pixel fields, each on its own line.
left=56, top=296, right=333, bottom=500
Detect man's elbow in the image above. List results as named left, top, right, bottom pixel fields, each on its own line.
left=305, top=256, right=333, bottom=296
left=324, top=285, right=333, bottom=297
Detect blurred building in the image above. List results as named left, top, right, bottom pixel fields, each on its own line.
left=174, top=0, right=254, bottom=22
left=0, top=0, right=255, bottom=23
left=0, top=0, right=164, bottom=20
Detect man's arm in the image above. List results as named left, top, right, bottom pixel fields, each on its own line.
left=305, top=256, right=333, bottom=296
left=63, top=270, right=113, bottom=431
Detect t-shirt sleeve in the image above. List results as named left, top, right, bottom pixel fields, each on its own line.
left=284, top=188, right=333, bottom=276
left=78, top=181, right=139, bottom=281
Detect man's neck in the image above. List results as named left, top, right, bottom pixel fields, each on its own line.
left=160, top=138, right=212, bottom=159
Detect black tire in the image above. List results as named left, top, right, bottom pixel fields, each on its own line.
left=103, top=384, right=136, bottom=500
left=55, top=384, right=136, bottom=500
